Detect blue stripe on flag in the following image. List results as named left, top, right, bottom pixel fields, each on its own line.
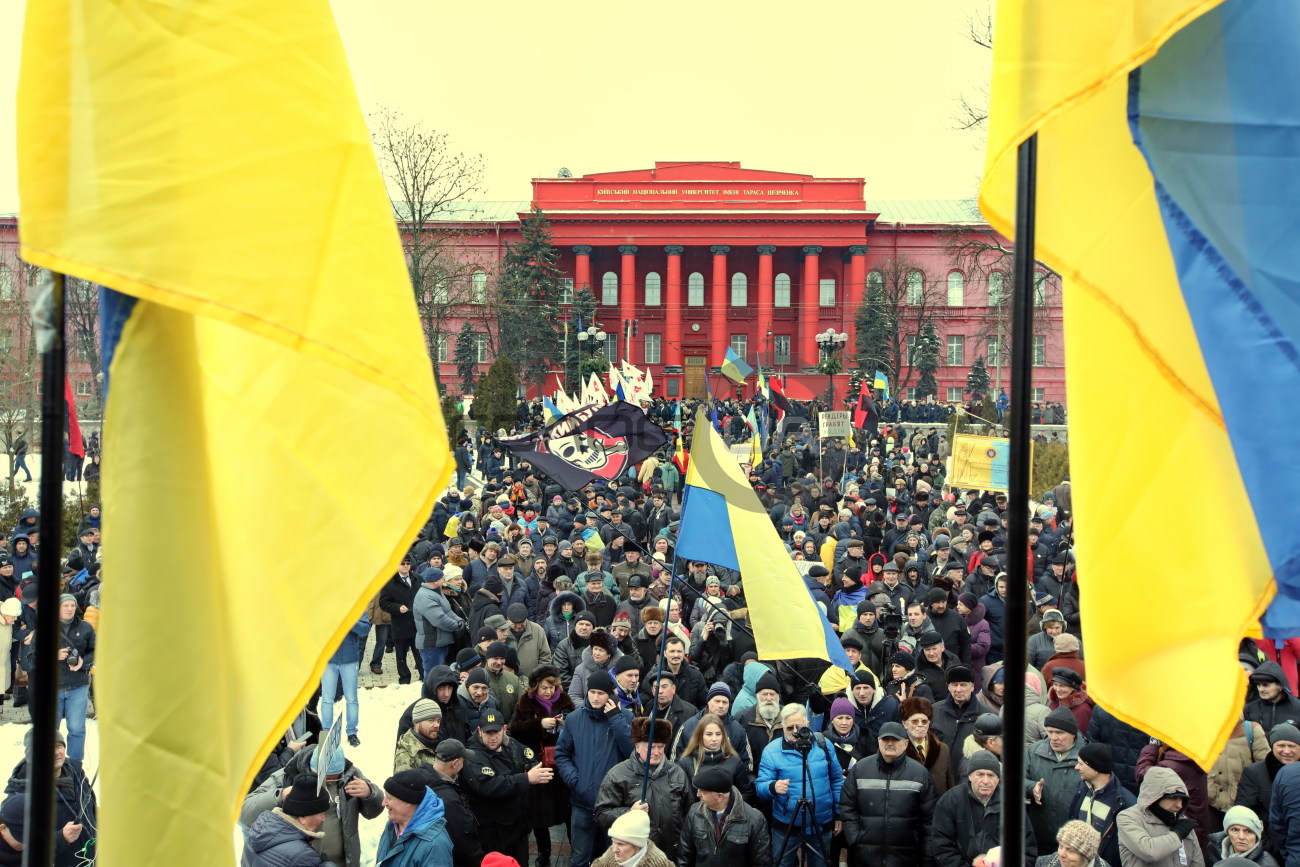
left=674, top=485, right=740, bottom=572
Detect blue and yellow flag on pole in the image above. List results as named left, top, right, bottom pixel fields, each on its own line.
left=720, top=346, right=754, bottom=384
left=982, top=0, right=1299, bottom=765
left=872, top=370, right=890, bottom=400
left=676, top=409, right=850, bottom=668
left=18, top=1, right=450, bottom=863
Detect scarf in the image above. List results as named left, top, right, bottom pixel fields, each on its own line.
left=615, top=685, right=640, bottom=710
left=616, top=845, right=649, bottom=867
left=534, top=692, right=557, bottom=714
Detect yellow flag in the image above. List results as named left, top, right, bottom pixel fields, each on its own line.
left=980, top=0, right=1271, bottom=765
left=17, top=2, right=450, bottom=863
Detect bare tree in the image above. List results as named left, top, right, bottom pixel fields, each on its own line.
left=370, top=107, right=493, bottom=365
left=65, top=276, right=102, bottom=414
left=854, top=255, right=948, bottom=396
left=954, top=4, right=994, bottom=133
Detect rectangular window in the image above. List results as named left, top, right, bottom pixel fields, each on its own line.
left=730, top=334, right=747, bottom=358
left=947, top=386, right=963, bottom=403
left=986, top=336, right=1001, bottom=367
left=1032, top=387, right=1046, bottom=402
left=946, top=335, right=964, bottom=366
left=906, top=335, right=918, bottom=364
left=819, top=278, right=836, bottom=307
left=76, top=380, right=92, bottom=397
left=474, top=334, right=488, bottom=364
left=906, top=387, right=919, bottom=401
left=774, top=335, right=791, bottom=366
left=434, top=334, right=449, bottom=363
left=558, top=278, right=574, bottom=305
left=604, top=336, right=619, bottom=363
left=644, top=334, right=661, bottom=364
left=1033, top=335, right=1046, bottom=366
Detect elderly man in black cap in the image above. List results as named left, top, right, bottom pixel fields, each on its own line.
left=930, top=749, right=1035, bottom=867
left=244, top=777, right=335, bottom=866
left=1068, top=742, right=1135, bottom=867
left=505, top=601, right=551, bottom=678
left=421, top=738, right=483, bottom=867
left=679, top=764, right=771, bottom=866
left=461, top=709, right=553, bottom=865
left=931, top=665, right=995, bottom=752
left=1027, top=706, right=1086, bottom=852
left=840, top=720, right=937, bottom=867
left=483, top=640, right=524, bottom=720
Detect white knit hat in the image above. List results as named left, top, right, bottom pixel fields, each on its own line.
left=608, top=809, right=650, bottom=848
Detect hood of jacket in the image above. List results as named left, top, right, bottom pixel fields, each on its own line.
left=1137, top=765, right=1188, bottom=810
left=248, top=809, right=323, bottom=853
left=1253, top=659, right=1296, bottom=693
left=548, top=590, right=585, bottom=620
left=403, top=786, right=447, bottom=838
left=422, top=665, right=461, bottom=701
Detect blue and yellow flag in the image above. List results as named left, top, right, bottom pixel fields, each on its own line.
left=872, top=370, right=890, bottom=399
left=676, top=409, right=850, bottom=667
left=720, top=346, right=754, bottom=384
left=18, top=1, right=450, bottom=863
left=982, top=0, right=1298, bottom=765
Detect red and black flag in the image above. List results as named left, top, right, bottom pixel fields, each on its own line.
left=65, top=377, right=84, bottom=458
left=852, top=379, right=879, bottom=435
left=768, top=375, right=794, bottom=421
left=498, top=402, right=667, bottom=492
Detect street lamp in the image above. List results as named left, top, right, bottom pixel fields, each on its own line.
left=576, top=323, right=607, bottom=380
left=814, top=328, right=848, bottom=410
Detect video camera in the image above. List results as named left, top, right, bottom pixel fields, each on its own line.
left=792, top=725, right=815, bottom=754
left=878, top=603, right=904, bottom=637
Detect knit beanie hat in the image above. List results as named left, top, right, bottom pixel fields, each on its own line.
left=1044, top=706, right=1080, bottom=736
left=829, top=697, right=856, bottom=721
left=586, top=670, right=615, bottom=696
left=466, top=668, right=489, bottom=686
left=755, top=671, right=780, bottom=696
left=309, top=742, right=345, bottom=776
left=412, top=698, right=443, bottom=723
left=282, top=777, right=332, bottom=817
left=608, top=809, right=650, bottom=849
left=889, top=651, right=915, bottom=671
left=1222, top=805, right=1265, bottom=838
left=1056, top=820, right=1101, bottom=861
left=383, top=770, right=429, bottom=806
left=967, top=749, right=1001, bottom=777
left=958, top=592, right=978, bottom=610
left=1270, top=722, right=1300, bottom=746
left=1077, top=742, right=1113, bottom=774
left=706, top=682, right=733, bottom=703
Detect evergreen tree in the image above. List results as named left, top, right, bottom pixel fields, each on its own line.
left=567, top=287, right=608, bottom=384
left=967, top=355, right=990, bottom=397
left=854, top=280, right=895, bottom=385
left=472, top=355, right=520, bottom=437
left=454, top=320, right=480, bottom=395
left=497, top=207, right=561, bottom=389
left=914, top=321, right=941, bottom=400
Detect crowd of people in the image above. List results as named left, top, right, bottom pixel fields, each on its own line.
left=2, top=391, right=1297, bottom=867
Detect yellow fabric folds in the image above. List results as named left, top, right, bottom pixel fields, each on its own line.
left=17, top=1, right=450, bottom=863
left=980, top=0, right=1272, bottom=765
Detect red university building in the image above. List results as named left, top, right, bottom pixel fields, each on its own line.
left=0, top=160, right=1065, bottom=408
left=429, top=161, right=1065, bottom=403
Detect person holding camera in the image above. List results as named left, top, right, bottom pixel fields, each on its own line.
left=756, top=704, right=844, bottom=867
left=50, top=593, right=94, bottom=762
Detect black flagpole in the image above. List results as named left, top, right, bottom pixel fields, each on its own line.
left=640, top=563, right=680, bottom=802
left=1001, top=134, right=1038, bottom=867
left=27, top=270, right=68, bottom=867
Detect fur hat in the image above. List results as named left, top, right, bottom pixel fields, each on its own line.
left=630, top=716, right=673, bottom=745
left=1053, top=633, right=1081, bottom=653
left=588, top=628, right=615, bottom=654
left=640, top=606, right=664, bottom=623
left=528, top=664, right=561, bottom=688
left=899, top=695, right=934, bottom=722
left=1055, top=820, right=1101, bottom=862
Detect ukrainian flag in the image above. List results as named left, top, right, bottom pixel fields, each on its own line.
left=873, top=370, right=890, bottom=400
left=676, top=409, right=850, bottom=668
left=18, top=1, right=450, bottom=863
left=982, top=0, right=1299, bottom=765
left=720, top=346, right=754, bottom=384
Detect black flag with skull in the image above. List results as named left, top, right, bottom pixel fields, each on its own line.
left=497, top=402, right=668, bottom=491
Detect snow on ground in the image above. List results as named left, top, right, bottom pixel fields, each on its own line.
left=0, top=682, right=422, bottom=866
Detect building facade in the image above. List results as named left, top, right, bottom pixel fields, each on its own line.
left=424, top=161, right=1064, bottom=403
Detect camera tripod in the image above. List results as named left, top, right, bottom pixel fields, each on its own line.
left=773, top=733, right=832, bottom=867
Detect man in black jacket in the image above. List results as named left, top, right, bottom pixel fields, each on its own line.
left=840, top=722, right=936, bottom=867
left=926, top=588, right=971, bottom=665
left=460, top=710, right=553, bottom=865
left=422, top=739, right=485, bottom=867
left=679, top=765, right=772, bottom=866
left=929, top=750, right=1035, bottom=867
left=379, top=556, right=424, bottom=685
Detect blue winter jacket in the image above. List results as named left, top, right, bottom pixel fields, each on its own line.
left=243, top=809, right=336, bottom=867
left=756, top=733, right=844, bottom=827
left=328, top=615, right=370, bottom=667
left=554, top=700, right=633, bottom=810
left=1269, top=761, right=1300, bottom=867
left=376, top=787, right=454, bottom=867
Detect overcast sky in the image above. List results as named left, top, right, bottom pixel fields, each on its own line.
left=0, top=1, right=992, bottom=214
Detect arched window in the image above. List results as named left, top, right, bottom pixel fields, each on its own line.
left=471, top=270, right=488, bottom=304
left=987, top=272, right=1006, bottom=306
left=907, top=271, right=925, bottom=306
left=947, top=271, right=964, bottom=307
left=867, top=271, right=883, bottom=294
left=688, top=272, right=704, bottom=306
left=644, top=272, right=661, bottom=306
left=730, top=273, right=748, bottom=307
left=601, top=271, right=618, bottom=306
left=774, top=273, right=791, bottom=308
